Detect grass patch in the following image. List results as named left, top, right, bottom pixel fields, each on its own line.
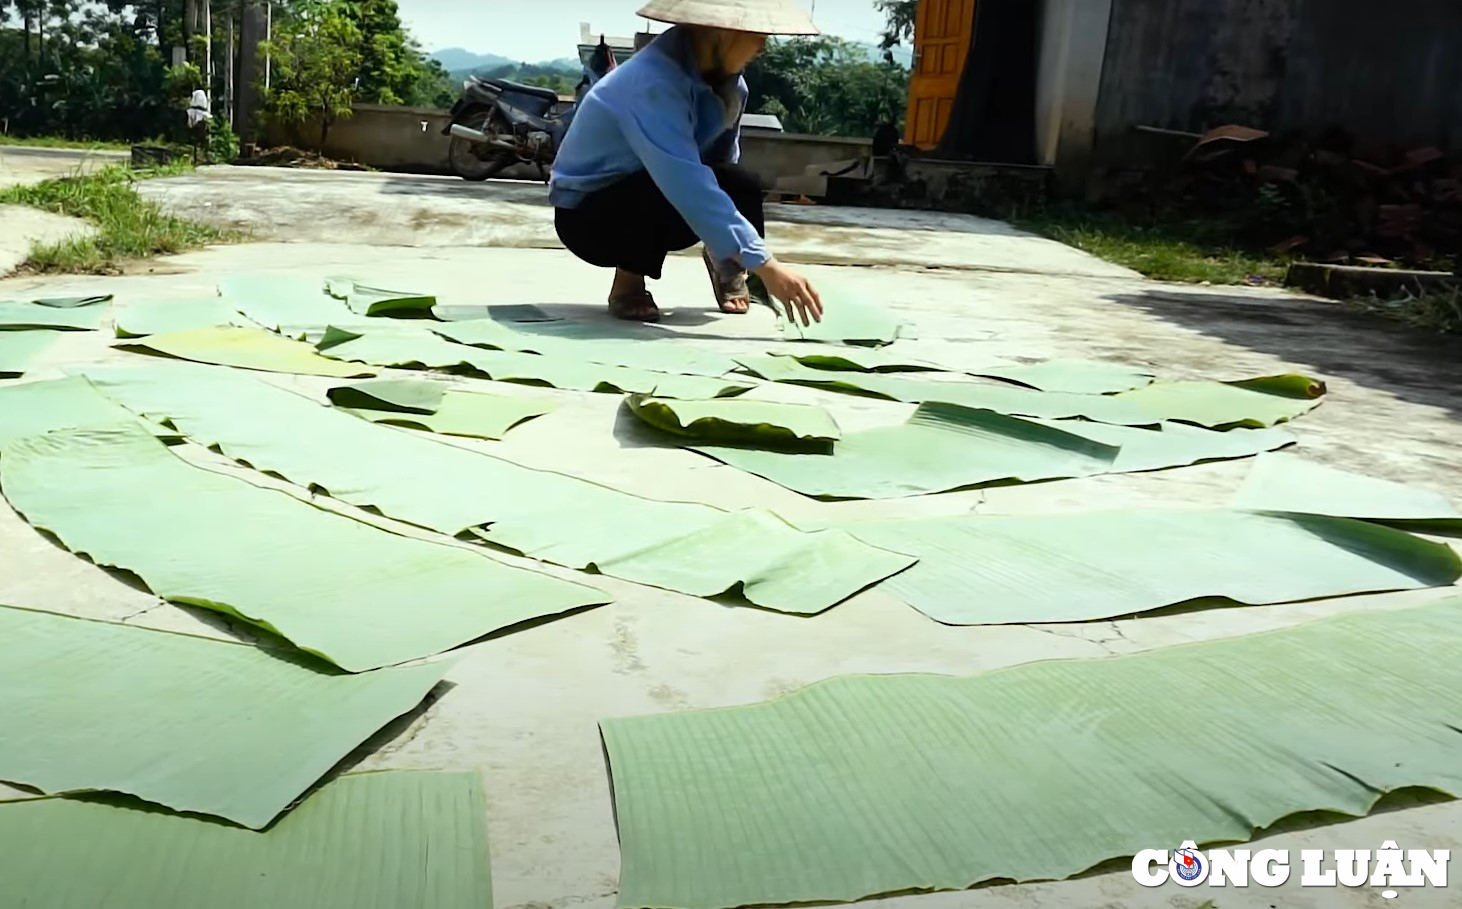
left=1012, top=203, right=1289, bottom=285
left=0, top=134, right=132, bottom=152
left=1352, top=286, right=1462, bottom=335
left=0, top=163, right=238, bottom=274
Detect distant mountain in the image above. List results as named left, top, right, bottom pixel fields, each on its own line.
left=430, top=48, right=513, bottom=73
left=434, top=48, right=584, bottom=83
left=432, top=41, right=911, bottom=81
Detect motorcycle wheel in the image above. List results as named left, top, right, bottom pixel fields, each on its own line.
left=448, top=109, right=513, bottom=182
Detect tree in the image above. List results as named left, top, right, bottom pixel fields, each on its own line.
left=745, top=37, right=908, bottom=138
left=408, top=55, right=455, bottom=109
left=340, top=0, right=413, bottom=104
left=260, top=1, right=363, bottom=145
left=875, top=0, right=917, bottom=54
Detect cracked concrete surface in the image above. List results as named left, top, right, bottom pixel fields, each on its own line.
left=3, top=171, right=1462, bottom=908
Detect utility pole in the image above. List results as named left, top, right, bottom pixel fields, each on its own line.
left=226, top=2, right=236, bottom=126
left=264, top=1, right=272, bottom=93
left=205, top=1, right=213, bottom=93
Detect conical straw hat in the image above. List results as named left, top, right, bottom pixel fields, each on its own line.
left=636, top=0, right=821, bottom=36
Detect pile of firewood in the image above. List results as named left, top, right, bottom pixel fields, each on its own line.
left=1129, top=125, right=1461, bottom=272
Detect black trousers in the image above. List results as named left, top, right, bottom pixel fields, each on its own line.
left=554, top=164, right=765, bottom=281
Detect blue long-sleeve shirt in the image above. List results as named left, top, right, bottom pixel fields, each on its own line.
left=549, top=27, right=771, bottom=271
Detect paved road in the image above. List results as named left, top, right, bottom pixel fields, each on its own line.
left=0, top=145, right=128, bottom=189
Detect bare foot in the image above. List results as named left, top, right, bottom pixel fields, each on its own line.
left=702, top=249, right=751, bottom=314
left=608, top=268, right=660, bottom=322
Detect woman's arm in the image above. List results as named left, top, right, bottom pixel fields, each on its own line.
left=704, top=125, right=741, bottom=166
left=704, top=78, right=748, bottom=165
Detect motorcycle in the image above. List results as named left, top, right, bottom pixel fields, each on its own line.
left=442, top=37, right=617, bottom=183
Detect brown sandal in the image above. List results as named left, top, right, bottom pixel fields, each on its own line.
left=703, top=249, right=750, bottom=314
left=608, top=289, right=661, bottom=322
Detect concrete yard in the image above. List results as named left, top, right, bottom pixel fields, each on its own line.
left=4, top=169, right=1462, bottom=908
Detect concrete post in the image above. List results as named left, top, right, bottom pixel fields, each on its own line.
left=1033, top=0, right=1114, bottom=192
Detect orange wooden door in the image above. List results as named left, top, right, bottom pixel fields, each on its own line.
left=904, top=0, right=976, bottom=149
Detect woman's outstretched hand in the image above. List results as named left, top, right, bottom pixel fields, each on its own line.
left=754, top=258, right=824, bottom=326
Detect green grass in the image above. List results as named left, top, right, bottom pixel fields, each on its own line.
left=1012, top=204, right=1289, bottom=286
left=1352, top=286, right=1462, bottom=335
left=0, top=134, right=132, bottom=152
left=1014, top=202, right=1462, bottom=335
left=0, top=163, right=238, bottom=274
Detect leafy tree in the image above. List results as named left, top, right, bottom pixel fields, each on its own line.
left=875, top=0, right=917, bottom=54
left=260, top=1, right=364, bottom=144
left=409, top=55, right=456, bottom=109
left=340, top=0, right=413, bottom=104
left=745, top=37, right=908, bottom=138
left=0, top=0, right=196, bottom=142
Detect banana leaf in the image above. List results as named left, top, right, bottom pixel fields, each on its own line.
left=322, top=330, right=751, bottom=399
left=0, top=771, right=494, bottom=909
left=768, top=351, right=1156, bottom=394
left=1112, top=373, right=1325, bottom=429
left=688, top=404, right=1295, bottom=500
left=1232, top=454, right=1462, bottom=534
left=687, top=403, right=1118, bottom=499
left=119, top=326, right=378, bottom=378
left=220, top=275, right=365, bottom=340
left=0, top=418, right=608, bottom=672
left=0, top=603, right=449, bottom=828
left=735, top=355, right=1159, bottom=424
left=28, top=294, right=112, bottom=308
left=79, top=363, right=914, bottom=614
left=600, top=594, right=1462, bottom=909
left=344, top=391, right=556, bottom=440
left=0, top=329, right=64, bottom=377
left=737, top=355, right=1324, bottom=428
left=326, top=278, right=437, bottom=317
left=969, top=358, right=1156, bottom=394
left=0, top=375, right=179, bottom=443
left=1043, top=418, right=1296, bottom=473
left=114, top=298, right=240, bottom=338
left=778, top=281, right=912, bottom=346
left=0, top=299, right=107, bottom=330
left=845, top=508, right=1461, bottom=624
left=626, top=394, right=841, bottom=445
left=434, top=318, right=739, bottom=377
left=327, top=377, right=448, bottom=414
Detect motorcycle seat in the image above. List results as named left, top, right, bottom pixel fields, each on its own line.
left=474, top=76, right=562, bottom=103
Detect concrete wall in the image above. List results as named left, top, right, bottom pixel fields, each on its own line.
left=1033, top=0, right=1114, bottom=187
left=1091, top=0, right=1462, bottom=165
left=261, top=103, right=871, bottom=187
left=739, top=133, right=872, bottom=188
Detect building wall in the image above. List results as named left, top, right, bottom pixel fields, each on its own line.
left=1091, top=0, right=1462, bottom=165
left=1033, top=0, right=1114, bottom=186
left=261, top=104, right=869, bottom=187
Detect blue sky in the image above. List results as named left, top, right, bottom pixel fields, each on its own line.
left=397, top=0, right=894, bottom=61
